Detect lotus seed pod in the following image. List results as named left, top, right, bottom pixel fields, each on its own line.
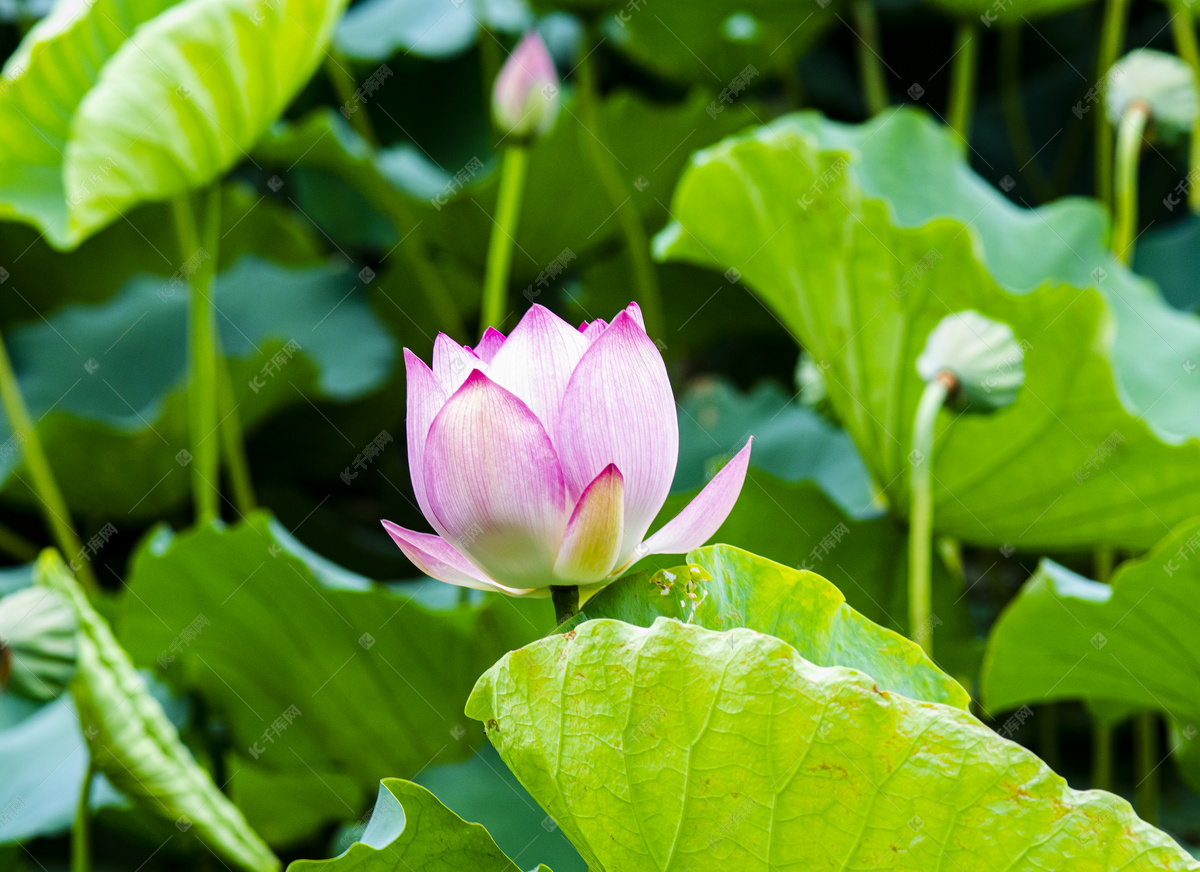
left=0, top=587, right=78, bottom=701
left=1105, top=49, right=1199, bottom=142
left=916, top=310, right=1025, bottom=409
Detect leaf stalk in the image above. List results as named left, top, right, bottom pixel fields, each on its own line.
left=1112, top=100, right=1149, bottom=263
left=172, top=185, right=223, bottom=523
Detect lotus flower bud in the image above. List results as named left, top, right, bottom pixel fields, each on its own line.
left=491, top=31, right=560, bottom=141
left=382, top=303, right=753, bottom=597
left=1105, top=49, right=1199, bottom=143
left=0, top=587, right=78, bottom=701
left=916, top=310, right=1025, bottom=409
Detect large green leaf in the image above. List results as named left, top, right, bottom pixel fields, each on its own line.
left=288, top=778, right=551, bottom=872
left=1135, top=214, right=1200, bottom=313
left=469, top=617, right=1198, bottom=871
left=39, top=549, right=278, bottom=871
left=602, top=0, right=837, bottom=84
left=672, top=376, right=878, bottom=517
left=656, top=108, right=1200, bottom=551
left=0, top=695, right=126, bottom=844
left=569, top=544, right=970, bottom=709
left=334, top=0, right=530, bottom=61
left=415, top=745, right=586, bottom=872
left=981, top=517, right=1200, bottom=764
left=0, top=180, right=325, bottom=316
left=116, top=512, right=552, bottom=845
left=0, top=0, right=346, bottom=248
left=259, top=92, right=758, bottom=287
left=924, top=0, right=1094, bottom=23
left=0, top=256, right=395, bottom=518
left=650, top=474, right=980, bottom=681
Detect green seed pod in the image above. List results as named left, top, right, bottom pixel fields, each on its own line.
left=1105, top=49, right=1199, bottom=143
left=915, top=310, right=1026, bottom=409
left=0, top=586, right=78, bottom=701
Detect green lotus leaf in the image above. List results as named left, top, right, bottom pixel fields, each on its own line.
left=672, top=376, right=878, bottom=518
left=602, top=0, right=837, bottom=84
left=414, top=744, right=586, bottom=872
left=981, top=517, right=1200, bottom=780
left=0, top=0, right=346, bottom=248
left=288, top=778, right=551, bottom=872
left=925, top=0, right=1094, bottom=25
left=653, top=474, right=981, bottom=680
left=334, top=0, right=530, bottom=61
left=469, top=617, right=1198, bottom=871
left=0, top=256, right=395, bottom=518
left=255, top=110, right=455, bottom=246
left=116, top=512, right=551, bottom=845
left=1135, top=214, right=1200, bottom=312
left=0, top=181, right=325, bottom=315
left=38, top=549, right=278, bottom=872
left=0, top=694, right=126, bottom=844
left=260, top=91, right=758, bottom=288
left=563, top=252, right=784, bottom=362
left=569, top=543, right=970, bottom=709
left=656, top=107, right=1200, bottom=550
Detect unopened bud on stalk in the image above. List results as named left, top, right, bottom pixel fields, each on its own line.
left=1105, top=49, right=1199, bottom=143
left=916, top=310, right=1025, bottom=409
left=0, top=587, right=77, bottom=701
left=492, top=31, right=560, bottom=141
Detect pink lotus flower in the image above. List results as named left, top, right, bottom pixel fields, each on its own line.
left=382, top=303, right=752, bottom=597
left=491, top=30, right=560, bottom=140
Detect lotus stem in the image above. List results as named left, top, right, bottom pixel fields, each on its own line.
left=1091, top=717, right=1114, bottom=790
left=947, top=21, right=979, bottom=151
left=325, top=52, right=378, bottom=147
left=71, top=762, right=91, bottom=872
left=909, top=373, right=952, bottom=654
left=999, top=25, right=1055, bottom=200
left=853, top=0, right=888, bottom=116
left=172, top=186, right=223, bottom=523
left=1039, top=703, right=1061, bottom=771
left=1096, top=0, right=1131, bottom=209
left=1112, top=100, right=1149, bottom=263
left=575, top=42, right=665, bottom=339
left=551, top=584, right=579, bottom=626
left=1169, top=7, right=1200, bottom=212
left=1135, top=711, right=1160, bottom=825
left=217, top=358, right=256, bottom=515
left=0, top=332, right=97, bottom=594
left=481, top=145, right=530, bottom=330
left=1091, top=544, right=1115, bottom=790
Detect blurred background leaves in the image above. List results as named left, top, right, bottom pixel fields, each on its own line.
left=2, top=0, right=1200, bottom=864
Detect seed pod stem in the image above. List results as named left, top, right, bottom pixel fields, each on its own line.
left=908, top=372, right=953, bottom=654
